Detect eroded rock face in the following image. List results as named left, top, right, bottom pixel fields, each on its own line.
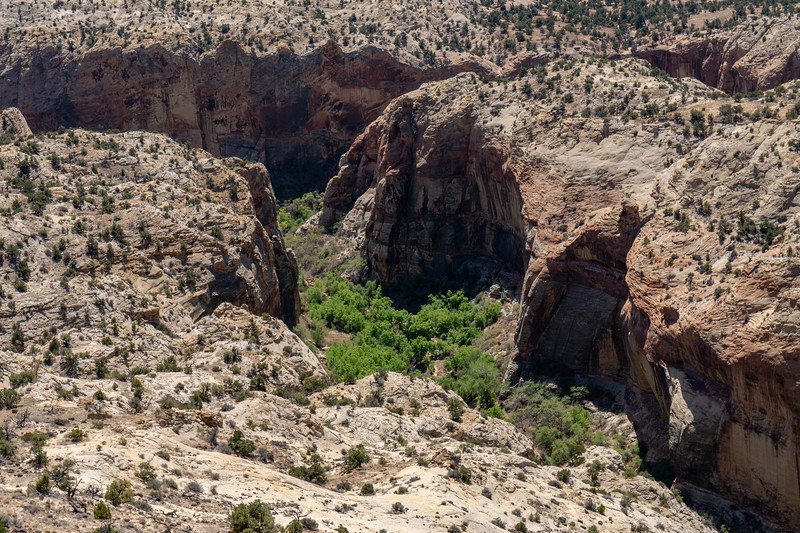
left=0, top=107, right=32, bottom=138
left=637, top=16, right=800, bottom=93
left=0, top=40, right=488, bottom=197
left=322, top=82, right=527, bottom=282
left=322, top=66, right=800, bottom=530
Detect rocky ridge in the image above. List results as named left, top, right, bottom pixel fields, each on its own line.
left=320, top=60, right=800, bottom=530
left=0, top=109, right=300, bottom=342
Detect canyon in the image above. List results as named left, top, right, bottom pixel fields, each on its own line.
left=2, top=1, right=800, bottom=531
left=0, top=109, right=718, bottom=533
left=0, top=39, right=488, bottom=199
left=637, top=16, right=800, bottom=93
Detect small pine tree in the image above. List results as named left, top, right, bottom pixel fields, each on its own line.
left=93, top=501, right=112, bottom=519
left=35, top=472, right=50, bottom=494
left=104, top=479, right=133, bottom=506
left=229, top=500, right=274, bottom=533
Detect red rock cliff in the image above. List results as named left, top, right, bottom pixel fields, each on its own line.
left=637, top=16, right=800, bottom=93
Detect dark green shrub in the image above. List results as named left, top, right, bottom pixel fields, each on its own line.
left=447, top=466, right=472, bottom=484
left=30, top=432, right=48, bottom=467
left=105, top=479, right=133, bottom=506
left=285, top=519, right=303, bottom=533
left=0, top=389, right=20, bottom=409
left=588, top=460, right=605, bottom=487
left=229, top=500, right=274, bottom=532
left=135, top=461, right=156, bottom=482
left=9, top=371, right=34, bottom=388
left=228, top=430, right=256, bottom=457
left=447, top=397, right=463, bottom=422
left=35, top=472, right=50, bottom=494
left=300, top=518, right=318, bottom=530
left=0, top=436, right=14, bottom=457
left=288, top=454, right=327, bottom=484
left=93, top=501, right=112, bottom=519
left=344, top=444, right=370, bottom=470
left=94, top=357, right=109, bottom=379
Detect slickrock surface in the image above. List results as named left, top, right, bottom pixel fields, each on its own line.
left=0, top=367, right=717, bottom=533
left=320, top=59, right=800, bottom=530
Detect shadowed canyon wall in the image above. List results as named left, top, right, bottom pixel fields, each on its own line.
left=637, top=16, right=800, bottom=93
left=0, top=40, right=488, bottom=198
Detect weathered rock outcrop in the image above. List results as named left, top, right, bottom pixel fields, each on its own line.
left=0, top=110, right=299, bottom=340
left=637, top=16, right=800, bottom=93
left=321, top=65, right=800, bottom=530
left=0, top=40, right=489, bottom=197
left=0, top=107, right=32, bottom=138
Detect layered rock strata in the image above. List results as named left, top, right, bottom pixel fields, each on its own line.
left=0, top=40, right=488, bottom=197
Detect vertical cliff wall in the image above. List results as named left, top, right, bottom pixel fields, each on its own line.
left=321, top=90, right=527, bottom=282
left=0, top=40, right=488, bottom=198
left=636, top=16, right=800, bottom=93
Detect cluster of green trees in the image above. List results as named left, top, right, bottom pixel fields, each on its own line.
left=277, top=191, right=323, bottom=235
left=476, top=0, right=795, bottom=52
left=306, top=275, right=502, bottom=408
left=506, top=381, right=605, bottom=466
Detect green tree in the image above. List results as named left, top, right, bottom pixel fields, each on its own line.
left=344, top=444, right=370, bottom=470
left=230, top=500, right=275, bottom=533
left=93, top=501, right=112, bottom=519
left=228, top=430, right=256, bottom=457
left=588, top=460, right=605, bottom=487
left=105, top=479, right=133, bottom=506
left=35, top=472, right=50, bottom=494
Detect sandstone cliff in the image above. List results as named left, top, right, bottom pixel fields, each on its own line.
left=0, top=39, right=489, bottom=198
left=637, top=16, right=800, bottom=93
left=321, top=64, right=800, bottom=530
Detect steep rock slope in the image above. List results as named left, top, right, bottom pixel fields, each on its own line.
left=637, top=16, right=800, bottom=93
left=320, top=63, right=800, bottom=530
